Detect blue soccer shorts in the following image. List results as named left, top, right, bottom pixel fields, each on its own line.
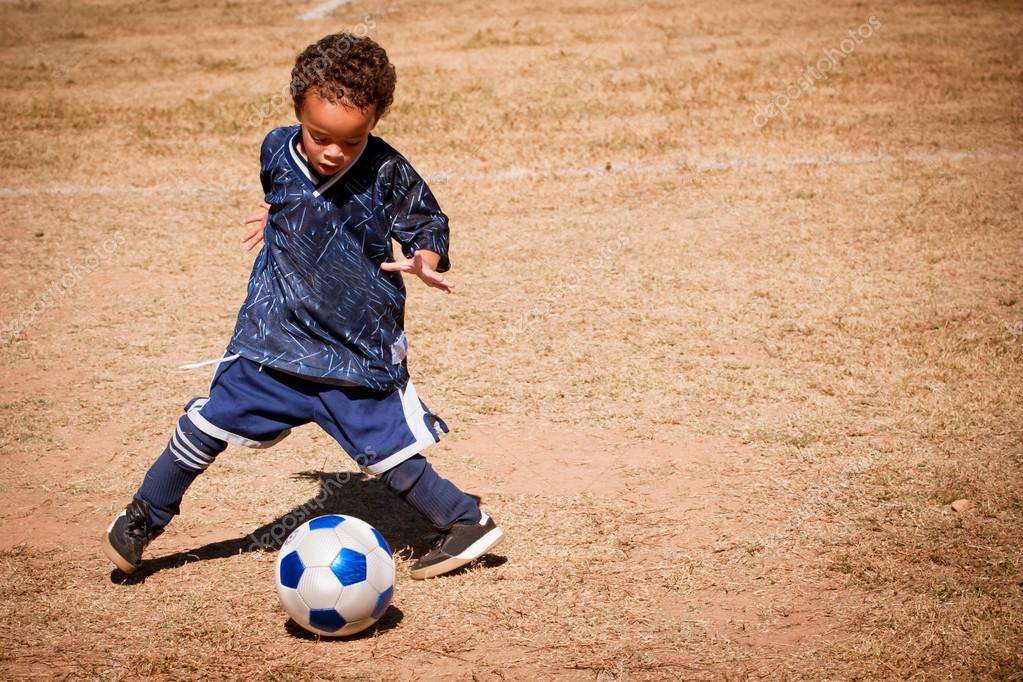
left=182, top=354, right=447, bottom=475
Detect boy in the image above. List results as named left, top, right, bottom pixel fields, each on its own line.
left=102, top=33, right=503, bottom=580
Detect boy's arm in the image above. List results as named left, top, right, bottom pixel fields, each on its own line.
left=242, top=202, right=269, bottom=251
left=380, top=249, right=453, bottom=294
left=382, top=158, right=452, bottom=292
left=240, top=130, right=281, bottom=251
left=240, top=201, right=452, bottom=291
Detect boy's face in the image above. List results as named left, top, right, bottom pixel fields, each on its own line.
left=296, top=91, right=378, bottom=177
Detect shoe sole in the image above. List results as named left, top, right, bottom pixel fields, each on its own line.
left=409, top=526, right=504, bottom=580
left=101, top=531, right=139, bottom=575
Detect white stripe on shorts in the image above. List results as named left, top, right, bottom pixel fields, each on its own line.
left=363, top=378, right=441, bottom=475
left=185, top=399, right=291, bottom=449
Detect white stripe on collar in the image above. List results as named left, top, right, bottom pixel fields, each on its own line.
left=289, top=134, right=314, bottom=182
left=313, top=139, right=368, bottom=198
left=290, top=131, right=368, bottom=198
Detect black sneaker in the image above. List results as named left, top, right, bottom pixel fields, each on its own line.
left=102, top=500, right=163, bottom=574
left=409, top=512, right=504, bottom=580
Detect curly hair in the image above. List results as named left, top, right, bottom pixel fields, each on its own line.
left=290, top=33, right=396, bottom=116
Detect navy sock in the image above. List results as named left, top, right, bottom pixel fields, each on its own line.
left=380, top=455, right=481, bottom=529
left=135, top=414, right=226, bottom=529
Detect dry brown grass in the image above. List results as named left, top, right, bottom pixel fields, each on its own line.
left=1, top=0, right=1021, bottom=679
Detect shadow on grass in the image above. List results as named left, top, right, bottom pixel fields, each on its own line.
left=110, top=470, right=504, bottom=585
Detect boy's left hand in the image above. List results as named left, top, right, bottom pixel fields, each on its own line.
left=380, top=251, right=453, bottom=294
left=242, top=201, right=270, bottom=251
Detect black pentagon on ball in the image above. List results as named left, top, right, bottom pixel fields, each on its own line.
left=279, top=550, right=305, bottom=589
left=308, top=607, right=346, bottom=632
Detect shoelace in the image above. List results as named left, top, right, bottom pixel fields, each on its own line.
left=126, top=506, right=152, bottom=540
left=425, top=532, right=448, bottom=550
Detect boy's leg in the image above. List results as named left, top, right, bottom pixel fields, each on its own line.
left=102, top=412, right=227, bottom=574
left=379, top=454, right=480, bottom=529
left=102, top=357, right=310, bottom=574
left=135, top=413, right=227, bottom=527
left=380, top=454, right=503, bottom=580
left=314, top=378, right=504, bottom=579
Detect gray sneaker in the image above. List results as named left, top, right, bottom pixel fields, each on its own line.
left=102, top=500, right=163, bottom=574
left=409, top=512, right=504, bottom=580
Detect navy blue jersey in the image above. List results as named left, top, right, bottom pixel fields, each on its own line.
left=227, top=125, right=450, bottom=392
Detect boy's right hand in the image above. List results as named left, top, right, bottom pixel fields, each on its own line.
left=242, top=201, right=270, bottom=251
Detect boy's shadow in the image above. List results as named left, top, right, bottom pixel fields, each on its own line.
left=110, top=471, right=506, bottom=586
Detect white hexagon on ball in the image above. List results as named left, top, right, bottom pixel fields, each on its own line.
left=335, top=518, right=379, bottom=554
left=365, top=548, right=395, bottom=593
left=277, top=585, right=310, bottom=624
left=297, top=566, right=344, bottom=609
left=296, top=528, right=344, bottom=567
left=337, top=580, right=379, bottom=622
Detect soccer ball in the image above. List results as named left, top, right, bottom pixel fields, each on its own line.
left=275, top=514, right=395, bottom=637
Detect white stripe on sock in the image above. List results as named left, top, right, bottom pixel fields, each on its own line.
left=171, top=452, right=206, bottom=471
left=171, top=438, right=211, bottom=469
left=173, top=425, right=214, bottom=464
left=169, top=440, right=208, bottom=470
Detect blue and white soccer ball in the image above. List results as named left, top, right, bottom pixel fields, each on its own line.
left=275, top=514, right=395, bottom=637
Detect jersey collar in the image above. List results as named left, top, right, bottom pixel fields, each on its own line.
left=287, top=128, right=368, bottom=198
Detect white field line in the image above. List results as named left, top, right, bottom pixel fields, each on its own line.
left=297, top=0, right=349, bottom=21
left=1, top=150, right=1019, bottom=199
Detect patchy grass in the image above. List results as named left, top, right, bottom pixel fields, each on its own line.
left=0, top=0, right=1020, bottom=678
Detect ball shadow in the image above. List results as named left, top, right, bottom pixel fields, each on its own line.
left=284, top=604, right=405, bottom=641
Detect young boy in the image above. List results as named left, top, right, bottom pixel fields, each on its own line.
left=102, top=33, right=503, bottom=580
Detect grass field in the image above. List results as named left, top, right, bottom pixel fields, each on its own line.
left=1, top=0, right=1021, bottom=678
